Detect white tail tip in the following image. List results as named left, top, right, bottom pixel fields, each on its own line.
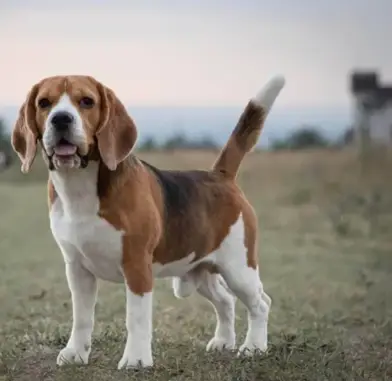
left=251, top=75, right=286, bottom=112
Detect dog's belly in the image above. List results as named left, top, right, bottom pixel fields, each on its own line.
left=50, top=208, right=125, bottom=283
left=153, top=252, right=217, bottom=278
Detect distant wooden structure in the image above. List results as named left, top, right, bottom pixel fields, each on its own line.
left=350, top=71, right=392, bottom=153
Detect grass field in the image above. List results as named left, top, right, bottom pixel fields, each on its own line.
left=1, top=148, right=392, bottom=380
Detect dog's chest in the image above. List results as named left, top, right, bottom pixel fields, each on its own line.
left=51, top=208, right=124, bottom=282
left=49, top=164, right=124, bottom=282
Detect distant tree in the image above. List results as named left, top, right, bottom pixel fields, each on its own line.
left=193, top=135, right=219, bottom=150
left=162, top=132, right=219, bottom=150
left=0, top=118, right=12, bottom=169
left=138, top=136, right=159, bottom=151
left=0, top=118, right=8, bottom=148
left=163, top=132, right=190, bottom=150
left=272, top=126, right=329, bottom=150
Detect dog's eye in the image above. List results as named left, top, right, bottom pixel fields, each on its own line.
left=38, top=98, right=52, bottom=109
left=79, top=97, right=94, bottom=109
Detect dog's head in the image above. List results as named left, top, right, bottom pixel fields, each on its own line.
left=11, top=75, right=137, bottom=173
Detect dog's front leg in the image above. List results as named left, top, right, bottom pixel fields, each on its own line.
left=57, top=260, right=98, bottom=366
left=118, top=238, right=154, bottom=369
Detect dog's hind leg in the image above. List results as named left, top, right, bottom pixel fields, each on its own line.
left=196, top=270, right=236, bottom=351
left=172, top=267, right=236, bottom=351
left=215, top=213, right=271, bottom=357
left=220, top=264, right=270, bottom=356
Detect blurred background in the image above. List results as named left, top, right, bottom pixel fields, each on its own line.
left=1, top=2, right=391, bottom=380
left=1, top=0, right=392, bottom=157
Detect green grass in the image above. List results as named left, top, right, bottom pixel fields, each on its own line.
left=1, top=149, right=392, bottom=380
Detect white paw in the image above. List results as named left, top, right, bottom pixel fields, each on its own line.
left=206, top=336, right=236, bottom=351
left=56, top=346, right=90, bottom=366
left=237, top=341, right=267, bottom=357
left=118, top=351, right=153, bottom=369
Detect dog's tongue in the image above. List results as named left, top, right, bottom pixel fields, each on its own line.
left=54, top=144, right=77, bottom=156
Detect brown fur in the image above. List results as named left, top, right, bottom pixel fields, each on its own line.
left=96, top=155, right=259, bottom=291
left=12, top=75, right=264, bottom=296
left=11, top=84, right=40, bottom=173
left=96, top=159, right=161, bottom=295
left=146, top=167, right=259, bottom=270
left=212, top=102, right=265, bottom=179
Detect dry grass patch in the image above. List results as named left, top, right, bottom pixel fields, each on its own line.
left=1, top=149, right=391, bottom=380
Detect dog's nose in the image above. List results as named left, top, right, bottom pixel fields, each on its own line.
left=51, top=111, right=74, bottom=130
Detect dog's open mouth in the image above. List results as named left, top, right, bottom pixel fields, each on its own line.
left=49, top=138, right=83, bottom=170
left=53, top=139, right=77, bottom=159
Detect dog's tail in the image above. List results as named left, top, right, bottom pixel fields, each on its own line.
left=212, top=75, right=285, bottom=179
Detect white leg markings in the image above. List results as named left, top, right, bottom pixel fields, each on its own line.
left=57, top=261, right=98, bottom=366
left=118, top=288, right=153, bottom=369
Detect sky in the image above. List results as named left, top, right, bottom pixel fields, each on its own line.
left=0, top=0, right=391, bottom=108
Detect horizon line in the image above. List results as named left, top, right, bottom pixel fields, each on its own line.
left=0, top=103, right=350, bottom=110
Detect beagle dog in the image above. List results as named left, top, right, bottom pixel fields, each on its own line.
left=11, top=74, right=285, bottom=369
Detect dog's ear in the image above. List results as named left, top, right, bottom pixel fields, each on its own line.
left=11, top=84, right=40, bottom=174
left=96, top=82, right=137, bottom=171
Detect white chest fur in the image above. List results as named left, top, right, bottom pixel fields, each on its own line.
left=49, top=162, right=125, bottom=282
